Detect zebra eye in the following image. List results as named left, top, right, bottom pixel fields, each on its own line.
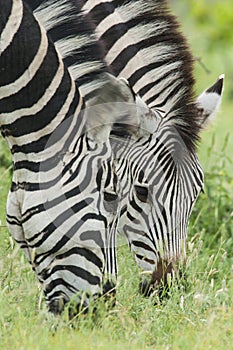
left=103, top=191, right=118, bottom=212
left=104, top=192, right=118, bottom=202
left=135, top=185, right=148, bottom=203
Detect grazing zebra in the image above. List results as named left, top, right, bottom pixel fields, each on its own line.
left=80, top=0, right=224, bottom=294
left=0, top=0, right=140, bottom=315
left=0, top=0, right=224, bottom=317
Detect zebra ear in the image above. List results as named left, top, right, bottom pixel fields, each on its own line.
left=196, top=74, right=224, bottom=126
left=115, top=79, right=163, bottom=136
left=85, top=74, right=138, bottom=143
left=134, top=96, right=163, bottom=136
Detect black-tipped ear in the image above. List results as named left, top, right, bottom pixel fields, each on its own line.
left=196, top=74, right=224, bottom=126
left=206, top=74, right=224, bottom=95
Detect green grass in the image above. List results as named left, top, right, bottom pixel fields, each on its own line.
left=0, top=102, right=233, bottom=349
left=1, top=4, right=233, bottom=347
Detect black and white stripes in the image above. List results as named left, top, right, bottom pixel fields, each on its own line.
left=79, top=0, right=224, bottom=292
left=25, top=0, right=112, bottom=99
left=0, top=0, right=132, bottom=314
left=81, top=0, right=200, bottom=148
left=0, top=0, right=224, bottom=313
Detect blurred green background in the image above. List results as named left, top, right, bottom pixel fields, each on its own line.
left=171, top=0, right=233, bottom=166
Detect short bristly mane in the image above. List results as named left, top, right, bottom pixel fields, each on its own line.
left=82, top=0, right=200, bottom=151
left=25, top=0, right=113, bottom=99
left=24, top=0, right=155, bottom=140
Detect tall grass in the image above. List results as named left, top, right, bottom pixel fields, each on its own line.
left=0, top=131, right=232, bottom=349
left=0, top=2, right=232, bottom=345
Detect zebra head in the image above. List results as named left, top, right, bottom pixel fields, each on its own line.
left=1, top=0, right=225, bottom=316
left=79, top=0, right=224, bottom=298
left=111, top=76, right=224, bottom=297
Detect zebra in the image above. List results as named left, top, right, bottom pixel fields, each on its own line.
left=79, top=0, right=224, bottom=294
left=0, top=0, right=223, bottom=316
left=0, top=0, right=142, bottom=315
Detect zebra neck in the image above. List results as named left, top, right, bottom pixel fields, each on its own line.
left=0, top=0, right=86, bottom=166
left=25, top=0, right=112, bottom=102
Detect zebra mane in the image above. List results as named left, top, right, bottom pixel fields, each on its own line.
left=83, top=0, right=201, bottom=151
left=23, top=0, right=142, bottom=137
left=25, top=0, right=113, bottom=98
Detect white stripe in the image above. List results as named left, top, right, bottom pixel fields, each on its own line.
left=68, top=61, right=104, bottom=82
left=38, top=254, right=103, bottom=280
left=0, top=24, right=48, bottom=99
left=82, top=0, right=112, bottom=12
left=0, top=0, right=23, bottom=54
left=114, top=44, right=176, bottom=81
left=95, top=2, right=166, bottom=41
left=132, top=61, right=181, bottom=94
left=104, top=23, right=166, bottom=66
left=56, top=35, right=93, bottom=59
left=11, top=100, right=84, bottom=185
left=34, top=0, right=74, bottom=31
left=12, top=98, right=83, bottom=169
left=79, top=79, right=107, bottom=97
left=144, top=80, right=185, bottom=110
left=8, top=72, right=78, bottom=146
left=83, top=0, right=154, bottom=18
left=56, top=37, right=105, bottom=82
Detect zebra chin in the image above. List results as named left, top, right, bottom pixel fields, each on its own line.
left=47, top=280, right=117, bottom=318
left=139, top=257, right=186, bottom=300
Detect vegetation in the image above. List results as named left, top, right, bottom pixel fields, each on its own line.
left=0, top=1, right=232, bottom=349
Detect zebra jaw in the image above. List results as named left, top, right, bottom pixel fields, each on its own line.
left=196, top=74, right=224, bottom=126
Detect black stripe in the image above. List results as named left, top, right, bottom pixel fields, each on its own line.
left=135, top=254, right=155, bottom=265
left=49, top=265, right=100, bottom=286
left=35, top=213, right=107, bottom=264
left=44, top=278, right=77, bottom=295
left=128, top=58, right=173, bottom=88
left=0, top=0, right=13, bottom=34
left=24, top=0, right=44, bottom=12
left=27, top=0, right=109, bottom=84
left=132, top=240, right=154, bottom=252
left=2, top=68, right=72, bottom=137
left=29, top=198, right=94, bottom=247
left=0, top=5, right=41, bottom=86
left=0, top=41, right=55, bottom=113
left=56, top=247, right=103, bottom=270
left=88, top=1, right=115, bottom=27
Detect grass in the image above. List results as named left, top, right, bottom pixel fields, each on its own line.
left=0, top=103, right=233, bottom=349
left=1, top=4, right=233, bottom=348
